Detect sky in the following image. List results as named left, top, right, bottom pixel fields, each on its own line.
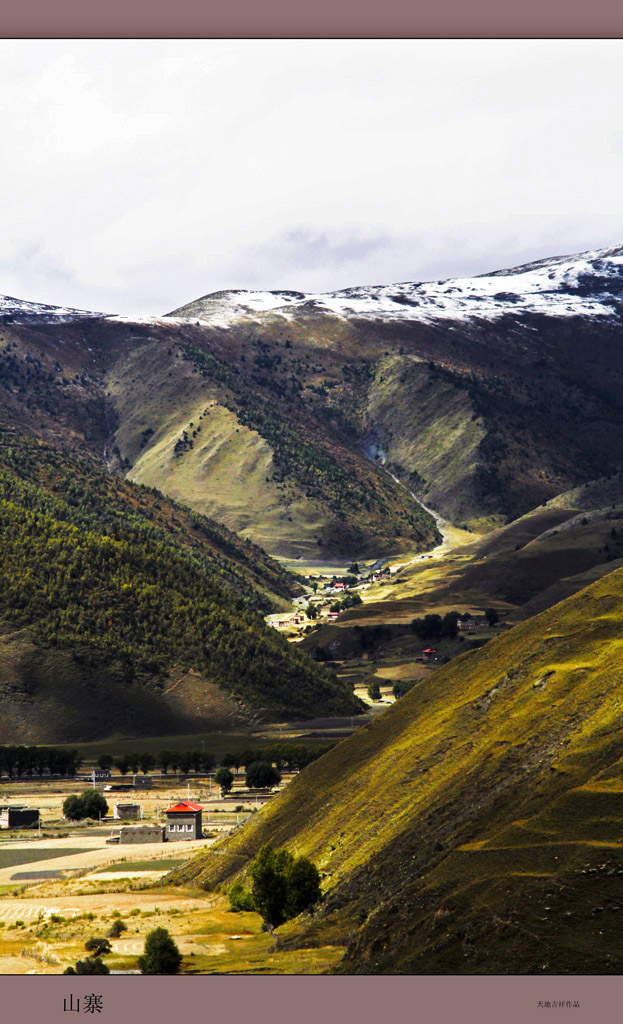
left=1, top=39, right=623, bottom=316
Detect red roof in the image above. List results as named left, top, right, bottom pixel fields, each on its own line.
left=165, top=801, right=203, bottom=814
left=422, top=648, right=437, bottom=654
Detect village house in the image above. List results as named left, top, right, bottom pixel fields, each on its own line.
left=113, top=803, right=141, bottom=820
left=132, top=775, right=153, bottom=789
left=0, top=805, right=39, bottom=829
left=165, top=800, right=203, bottom=841
left=458, top=615, right=488, bottom=632
left=117, top=825, right=165, bottom=844
left=422, top=647, right=437, bottom=662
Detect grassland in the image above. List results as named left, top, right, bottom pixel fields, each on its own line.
left=0, top=883, right=342, bottom=975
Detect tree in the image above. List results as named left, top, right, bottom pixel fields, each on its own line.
left=248, top=845, right=322, bottom=929
left=348, top=562, right=360, bottom=575
left=97, top=754, right=114, bottom=771
left=228, top=880, right=255, bottom=912
left=250, top=845, right=290, bottom=928
left=138, top=928, right=183, bottom=975
left=62, top=794, right=84, bottom=821
left=485, top=608, right=499, bottom=627
left=215, top=767, right=234, bottom=796
left=392, top=680, right=415, bottom=699
left=411, top=614, right=443, bottom=639
left=440, top=611, right=460, bottom=639
left=138, top=752, right=156, bottom=774
left=305, top=603, right=318, bottom=620
left=367, top=681, right=381, bottom=701
left=107, top=919, right=127, bottom=938
left=115, top=755, right=131, bottom=776
left=198, top=751, right=216, bottom=774
left=157, top=749, right=173, bottom=774
left=81, top=790, right=108, bottom=820
left=286, top=856, right=322, bottom=917
left=84, top=937, right=112, bottom=957
left=64, top=957, right=110, bottom=975
left=245, top=762, right=281, bottom=790
left=220, top=753, right=237, bottom=769
left=62, top=790, right=108, bottom=821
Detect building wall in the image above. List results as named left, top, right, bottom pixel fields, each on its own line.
left=132, top=776, right=153, bottom=789
left=165, top=812, right=202, bottom=840
left=119, top=826, right=164, bottom=844
left=0, top=808, right=39, bottom=829
left=114, top=804, right=141, bottom=820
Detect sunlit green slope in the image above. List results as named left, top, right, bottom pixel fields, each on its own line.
left=176, top=564, right=623, bottom=973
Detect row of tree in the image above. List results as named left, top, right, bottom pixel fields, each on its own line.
left=410, top=608, right=499, bottom=640
left=94, top=741, right=335, bottom=777
left=0, top=745, right=82, bottom=779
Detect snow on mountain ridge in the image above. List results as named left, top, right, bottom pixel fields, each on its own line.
left=0, top=294, right=105, bottom=323
left=2, top=245, right=623, bottom=328
left=171, top=244, right=623, bottom=327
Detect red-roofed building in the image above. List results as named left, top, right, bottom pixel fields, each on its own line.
left=165, top=800, right=203, bottom=841
left=422, top=647, right=437, bottom=662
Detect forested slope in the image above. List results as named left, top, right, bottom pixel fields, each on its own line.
left=0, top=433, right=362, bottom=740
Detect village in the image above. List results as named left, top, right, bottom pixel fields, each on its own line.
left=0, top=764, right=290, bottom=891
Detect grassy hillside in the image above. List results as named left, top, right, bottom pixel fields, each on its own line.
left=113, top=324, right=441, bottom=558
left=175, top=563, right=623, bottom=973
left=6, top=284, right=623, bottom=553
left=0, top=316, right=440, bottom=559
left=0, top=432, right=363, bottom=739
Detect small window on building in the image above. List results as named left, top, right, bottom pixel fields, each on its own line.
left=186, top=824, right=193, bottom=832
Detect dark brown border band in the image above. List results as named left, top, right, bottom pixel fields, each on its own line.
left=1, top=0, right=623, bottom=38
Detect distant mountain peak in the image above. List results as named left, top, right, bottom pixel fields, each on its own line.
left=168, top=244, right=623, bottom=327
left=3, top=242, right=623, bottom=329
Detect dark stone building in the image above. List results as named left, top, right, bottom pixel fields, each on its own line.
left=165, top=801, right=203, bottom=841
left=133, top=775, right=153, bottom=790
left=118, top=825, right=165, bottom=844
left=114, top=803, right=141, bottom=820
left=0, top=805, right=40, bottom=829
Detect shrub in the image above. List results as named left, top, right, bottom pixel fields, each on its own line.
left=64, top=957, right=110, bottom=976
left=228, top=880, right=255, bottom=912
left=84, top=937, right=112, bottom=957
left=367, top=681, right=381, bottom=701
left=138, top=927, right=183, bottom=975
left=107, top=919, right=127, bottom=938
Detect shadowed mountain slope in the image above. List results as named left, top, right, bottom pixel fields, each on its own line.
left=3, top=244, right=623, bottom=556
left=0, top=432, right=362, bottom=740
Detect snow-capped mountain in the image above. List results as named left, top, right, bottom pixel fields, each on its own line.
left=3, top=244, right=623, bottom=329
left=169, top=244, right=623, bottom=327
left=0, top=294, right=106, bottom=323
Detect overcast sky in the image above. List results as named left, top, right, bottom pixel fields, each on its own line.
left=1, top=39, right=623, bottom=316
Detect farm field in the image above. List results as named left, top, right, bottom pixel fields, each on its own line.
left=0, top=880, right=343, bottom=975
left=0, top=834, right=213, bottom=886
